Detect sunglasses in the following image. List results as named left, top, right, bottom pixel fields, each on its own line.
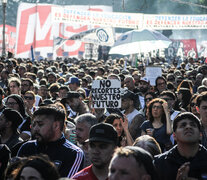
left=24, top=96, right=34, bottom=100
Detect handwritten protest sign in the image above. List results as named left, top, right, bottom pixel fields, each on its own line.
left=146, top=66, right=162, bottom=86
left=91, top=79, right=121, bottom=108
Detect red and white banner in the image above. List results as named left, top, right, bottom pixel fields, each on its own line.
left=0, top=25, right=16, bottom=55
left=180, top=39, right=198, bottom=58
left=143, top=14, right=207, bottom=30
left=15, top=3, right=112, bottom=58
left=51, top=8, right=207, bottom=30
left=165, top=39, right=198, bottom=59
left=52, top=7, right=142, bottom=29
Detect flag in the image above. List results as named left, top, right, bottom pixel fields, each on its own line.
left=135, top=56, right=139, bottom=68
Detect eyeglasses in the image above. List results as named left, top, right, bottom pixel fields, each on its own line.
left=24, top=96, right=34, bottom=100
left=5, top=102, right=18, bottom=106
left=152, top=105, right=162, bottom=109
left=145, top=98, right=153, bottom=102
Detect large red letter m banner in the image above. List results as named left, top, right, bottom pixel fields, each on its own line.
left=15, top=3, right=112, bottom=58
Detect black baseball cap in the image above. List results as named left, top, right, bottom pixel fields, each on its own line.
left=121, top=89, right=135, bottom=100
left=86, top=123, right=118, bottom=144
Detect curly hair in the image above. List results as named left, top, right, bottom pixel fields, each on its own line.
left=147, top=98, right=166, bottom=124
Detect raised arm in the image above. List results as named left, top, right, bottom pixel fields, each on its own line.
left=163, top=102, right=173, bottom=135
left=121, top=115, right=134, bottom=146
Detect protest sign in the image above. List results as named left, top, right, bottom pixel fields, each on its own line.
left=145, top=66, right=162, bottom=86
left=91, top=79, right=121, bottom=108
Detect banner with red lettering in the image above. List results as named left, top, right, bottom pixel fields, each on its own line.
left=15, top=3, right=112, bottom=58
left=165, top=39, right=198, bottom=59
left=0, top=25, right=16, bottom=55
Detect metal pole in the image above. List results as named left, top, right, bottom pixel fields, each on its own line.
left=2, top=2, right=6, bottom=57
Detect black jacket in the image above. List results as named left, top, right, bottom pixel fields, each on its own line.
left=17, top=135, right=84, bottom=178
left=5, top=132, right=23, bottom=150
left=0, top=144, right=11, bottom=180
left=154, top=145, right=207, bottom=180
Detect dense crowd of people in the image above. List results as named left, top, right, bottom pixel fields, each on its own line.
left=0, top=55, right=207, bottom=180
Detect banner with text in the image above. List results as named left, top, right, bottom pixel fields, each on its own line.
left=51, top=7, right=207, bottom=30
left=143, top=14, right=207, bottom=30
left=91, top=79, right=121, bottom=108
left=52, top=7, right=142, bottom=29
left=165, top=39, right=198, bottom=59
left=15, top=3, right=112, bottom=58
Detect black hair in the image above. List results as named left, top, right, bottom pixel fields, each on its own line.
left=105, top=113, right=122, bottom=125
left=59, top=86, right=69, bottom=92
left=147, top=98, right=166, bottom=124
left=196, top=91, right=207, bottom=107
left=173, top=112, right=201, bottom=132
left=178, top=88, right=192, bottom=110
left=14, top=154, right=59, bottom=180
left=33, top=105, right=65, bottom=130
left=144, top=92, right=156, bottom=100
left=21, top=78, right=33, bottom=87
left=160, top=90, right=176, bottom=100
left=155, top=76, right=167, bottom=87
left=6, top=94, right=28, bottom=118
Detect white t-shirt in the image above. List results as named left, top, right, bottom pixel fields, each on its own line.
left=123, top=108, right=141, bottom=125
